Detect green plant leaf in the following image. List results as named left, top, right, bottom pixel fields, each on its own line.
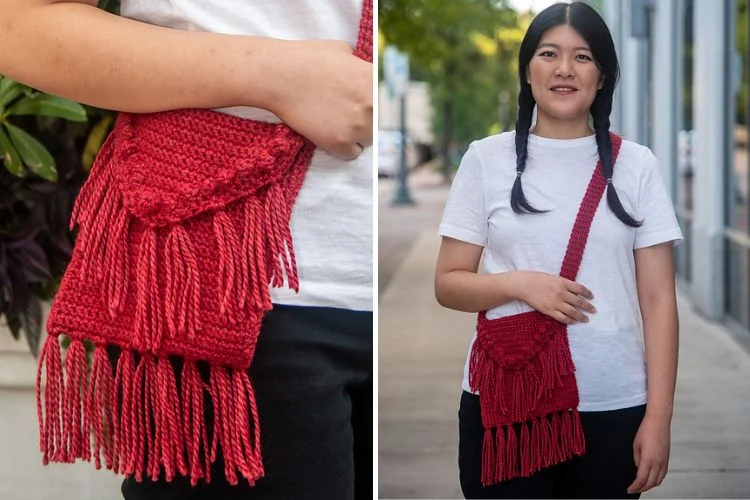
left=7, top=94, right=87, bottom=122
left=0, top=76, right=17, bottom=103
left=0, top=87, right=24, bottom=112
left=82, top=114, right=114, bottom=170
left=19, top=295, right=42, bottom=357
left=5, top=308, right=21, bottom=341
left=5, top=122, right=58, bottom=181
left=0, top=77, right=31, bottom=109
left=0, top=125, right=24, bottom=176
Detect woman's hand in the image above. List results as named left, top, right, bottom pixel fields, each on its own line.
left=627, top=415, right=671, bottom=494
left=514, top=271, right=596, bottom=324
left=270, top=40, right=372, bottom=160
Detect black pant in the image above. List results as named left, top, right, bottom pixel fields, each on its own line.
left=458, top=391, right=645, bottom=499
left=120, top=305, right=373, bottom=500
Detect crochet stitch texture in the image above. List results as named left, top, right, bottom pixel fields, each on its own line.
left=36, top=0, right=373, bottom=487
left=468, top=133, right=623, bottom=485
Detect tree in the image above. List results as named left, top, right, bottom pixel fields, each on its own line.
left=380, top=0, right=523, bottom=179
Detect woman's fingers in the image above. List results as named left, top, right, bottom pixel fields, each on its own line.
left=564, top=291, right=596, bottom=314
left=565, top=279, right=594, bottom=299
left=561, top=303, right=588, bottom=323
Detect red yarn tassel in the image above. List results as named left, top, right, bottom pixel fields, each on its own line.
left=70, top=139, right=114, bottom=230
left=165, top=226, right=202, bottom=338
left=520, top=420, right=530, bottom=477
left=37, top=336, right=64, bottom=464
left=495, top=425, right=505, bottom=483
left=540, top=416, right=552, bottom=469
left=63, top=339, right=88, bottom=462
left=112, top=350, right=134, bottom=475
left=241, top=198, right=271, bottom=311
left=88, top=345, right=115, bottom=470
left=269, top=184, right=299, bottom=292
left=245, top=372, right=264, bottom=480
left=142, top=355, right=158, bottom=482
left=262, top=186, right=287, bottom=289
left=135, top=229, right=162, bottom=351
left=231, top=370, right=263, bottom=484
left=505, top=424, right=518, bottom=480
left=214, top=211, right=243, bottom=324
left=84, top=182, right=122, bottom=281
left=252, top=199, right=273, bottom=311
left=560, top=410, right=572, bottom=459
left=181, top=361, right=207, bottom=485
left=102, top=202, right=131, bottom=318
left=530, top=417, right=541, bottom=475
left=572, top=410, right=585, bottom=456
left=210, top=365, right=238, bottom=485
left=130, top=353, right=148, bottom=481
left=481, top=428, right=495, bottom=487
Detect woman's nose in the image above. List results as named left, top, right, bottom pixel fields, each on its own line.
left=555, top=57, right=573, bottom=77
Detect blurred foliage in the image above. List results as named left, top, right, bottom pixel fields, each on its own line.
left=380, top=0, right=531, bottom=176
left=736, top=0, right=746, bottom=128
left=0, top=0, right=119, bottom=356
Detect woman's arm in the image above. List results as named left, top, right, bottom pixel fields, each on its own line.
left=434, top=237, right=518, bottom=313
left=434, top=236, right=596, bottom=322
left=628, top=241, right=679, bottom=494
left=0, top=0, right=372, bottom=158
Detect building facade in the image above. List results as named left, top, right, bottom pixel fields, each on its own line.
left=602, top=0, right=749, bottom=342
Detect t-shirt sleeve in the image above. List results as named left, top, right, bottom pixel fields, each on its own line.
left=633, top=147, right=684, bottom=250
left=438, top=142, right=488, bottom=246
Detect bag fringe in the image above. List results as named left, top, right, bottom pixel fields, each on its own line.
left=479, top=410, right=585, bottom=486
left=36, top=337, right=264, bottom=486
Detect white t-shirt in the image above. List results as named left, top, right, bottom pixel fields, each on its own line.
left=120, top=0, right=373, bottom=312
left=438, top=131, right=683, bottom=412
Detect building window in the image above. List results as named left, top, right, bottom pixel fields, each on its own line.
left=727, top=0, right=750, bottom=330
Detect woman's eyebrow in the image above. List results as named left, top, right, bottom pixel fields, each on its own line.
left=537, top=42, right=592, bottom=52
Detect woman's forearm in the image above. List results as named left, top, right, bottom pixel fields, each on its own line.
left=641, top=294, right=679, bottom=422
left=435, top=270, right=522, bottom=313
left=0, top=1, right=286, bottom=113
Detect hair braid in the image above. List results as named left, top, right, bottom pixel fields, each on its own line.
left=511, top=84, right=548, bottom=215
left=590, top=98, right=642, bottom=227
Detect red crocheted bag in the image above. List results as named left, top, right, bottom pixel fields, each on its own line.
left=468, top=133, right=622, bottom=485
left=36, top=0, right=372, bottom=487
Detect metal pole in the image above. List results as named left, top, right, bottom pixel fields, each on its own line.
left=391, top=94, right=414, bottom=205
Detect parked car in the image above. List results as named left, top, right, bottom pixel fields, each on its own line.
left=378, top=130, right=418, bottom=177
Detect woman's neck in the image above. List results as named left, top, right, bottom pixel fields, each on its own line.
left=530, top=117, right=594, bottom=140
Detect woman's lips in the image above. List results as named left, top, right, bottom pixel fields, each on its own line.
left=550, top=86, right=577, bottom=96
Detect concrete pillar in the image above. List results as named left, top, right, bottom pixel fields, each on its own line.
left=649, top=0, right=678, bottom=196
left=690, top=0, right=729, bottom=319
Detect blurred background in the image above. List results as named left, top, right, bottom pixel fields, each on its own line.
left=379, top=0, right=750, bottom=498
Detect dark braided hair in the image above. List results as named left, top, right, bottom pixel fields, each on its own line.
left=511, top=2, right=642, bottom=227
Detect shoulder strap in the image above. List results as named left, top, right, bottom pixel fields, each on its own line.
left=354, top=0, right=373, bottom=63
left=558, top=132, right=623, bottom=281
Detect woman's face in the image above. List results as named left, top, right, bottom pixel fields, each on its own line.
left=526, top=24, right=603, bottom=128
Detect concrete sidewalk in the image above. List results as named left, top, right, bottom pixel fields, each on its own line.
left=0, top=388, right=123, bottom=500
left=378, top=174, right=750, bottom=499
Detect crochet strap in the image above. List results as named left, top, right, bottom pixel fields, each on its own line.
left=559, top=132, right=622, bottom=281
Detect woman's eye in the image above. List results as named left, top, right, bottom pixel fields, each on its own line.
left=539, top=50, right=555, bottom=57
left=576, top=54, right=593, bottom=61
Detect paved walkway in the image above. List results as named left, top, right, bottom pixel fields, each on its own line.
left=378, top=172, right=750, bottom=499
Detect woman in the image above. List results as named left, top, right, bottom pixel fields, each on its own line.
left=0, top=1, right=373, bottom=500
left=435, top=3, right=681, bottom=499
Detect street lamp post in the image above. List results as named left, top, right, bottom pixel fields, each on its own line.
left=391, top=94, right=414, bottom=206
